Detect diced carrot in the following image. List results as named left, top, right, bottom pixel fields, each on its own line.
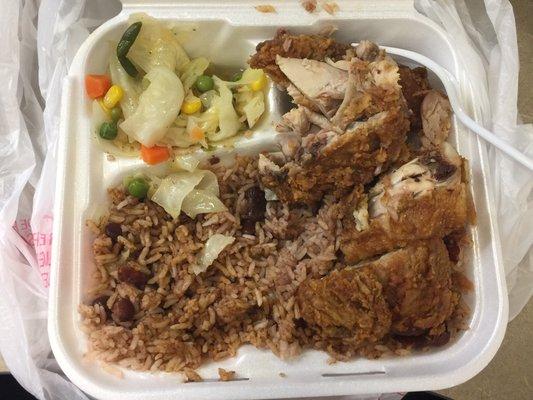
left=85, top=74, right=111, bottom=99
left=140, top=145, right=170, bottom=165
left=189, top=126, right=205, bottom=142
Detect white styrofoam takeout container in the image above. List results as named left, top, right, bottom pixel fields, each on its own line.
left=48, top=1, right=509, bottom=399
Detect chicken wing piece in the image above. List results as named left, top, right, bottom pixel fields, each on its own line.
left=340, top=143, right=469, bottom=263
left=296, top=238, right=457, bottom=350
left=249, top=28, right=351, bottom=87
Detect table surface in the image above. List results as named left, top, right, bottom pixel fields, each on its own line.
left=1, top=1, right=532, bottom=399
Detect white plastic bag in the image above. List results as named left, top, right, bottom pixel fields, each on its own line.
left=415, top=0, right=533, bottom=320
left=0, top=0, right=529, bottom=399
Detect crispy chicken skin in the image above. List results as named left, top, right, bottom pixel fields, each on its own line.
left=249, top=29, right=351, bottom=87
left=259, top=108, right=410, bottom=204
left=340, top=143, right=468, bottom=263
left=254, top=37, right=410, bottom=204
left=365, top=239, right=457, bottom=336
left=297, top=239, right=456, bottom=349
left=398, top=66, right=430, bottom=132
left=297, top=267, right=392, bottom=349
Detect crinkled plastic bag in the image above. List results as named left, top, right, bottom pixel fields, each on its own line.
left=415, top=0, right=533, bottom=321
left=0, top=0, right=530, bottom=399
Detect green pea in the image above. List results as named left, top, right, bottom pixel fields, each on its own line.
left=195, top=75, right=214, bottom=92
left=231, top=72, right=243, bottom=82
left=127, top=178, right=149, bottom=199
left=99, top=122, right=118, bottom=140
left=110, top=107, right=123, bottom=122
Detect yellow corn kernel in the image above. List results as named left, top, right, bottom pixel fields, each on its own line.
left=97, top=99, right=111, bottom=117
left=103, top=85, right=124, bottom=109
left=181, top=97, right=202, bottom=114
left=249, top=73, right=267, bottom=92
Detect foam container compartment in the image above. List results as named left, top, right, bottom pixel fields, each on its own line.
left=49, top=1, right=508, bottom=399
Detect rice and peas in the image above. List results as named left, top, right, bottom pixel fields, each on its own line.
left=82, top=157, right=336, bottom=375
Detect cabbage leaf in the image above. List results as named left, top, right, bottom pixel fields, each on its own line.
left=181, top=189, right=227, bottom=218
left=151, top=172, right=204, bottom=219
left=150, top=170, right=226, bottom=219
left=109, top=54, right=141, bottom=119
left=191, top=234, right=235, bottom=275
left=120, top=66, right=184, bottom=146
left=91, top=100, right=139, bottom=157
left=127, top=13, right=190, bottom=73
left=235, top=87, right=264, bottom=128
left=206, top=78, right=242, bottom=142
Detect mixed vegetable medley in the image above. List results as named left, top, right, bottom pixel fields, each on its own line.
left=86, top=13, right=268, bottom=165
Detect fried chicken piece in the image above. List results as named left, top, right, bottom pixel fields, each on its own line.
left=297, top=267, right=392, bottom=349
left=398, top=66, right=430, bottom=132
left=395, top=87, right=453, bottom=166
left=420, top=90, right=452, bottom=149
left=340, top=143, right=469, bottom=263
left=355, top=40, right=380, bottom=61
left=296, top=239, right=457, bottom=349
left=259, top=44, right=410, bottom=205
left=259, top=107, right=409, bottom=204
left=331, top=55, right=405, bottom=130
left=249, top=29, right=351, bottom=87
left=362, top=238, right=457, bottom=335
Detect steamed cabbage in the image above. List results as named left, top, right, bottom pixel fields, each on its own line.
left=151, top=172, right=204, bottom=219
left=207, top=78, right=242, bottom=142
left=127, top=13, right=190, bottom=73
left=199, top=90, right=217, bottom=108
left=150, top=170, right=226, bottom=219
left=180, top=57, right=209, bottom=91
left=109, top=54, right=141, bottom=119
left=172, top=153, right=200, bottom=172
left=181, top=189, right=227, bottom=218
left=187, top=106, right=219, bottom=139
left=101, top=16, right=268, bottom=155
left=220, top=68, right=265, bottom=88
left=243, top=91, right=265, bottom=128
left=181, top=168, right=226, bottom=218
left=120, top=66, right=184, bottom=146
left=159, top=126, right=195, bottom=148
left=235, top=87, right=265, bottom=128
left=191, top=234, right=235, bottom=275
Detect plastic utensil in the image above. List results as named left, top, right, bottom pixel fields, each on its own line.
left=356, top=43, right=533, bottom=171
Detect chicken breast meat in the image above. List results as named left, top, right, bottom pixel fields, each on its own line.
left=296, top=238, right=457, bottom=353
left=254, top=37, right=411, bottom=204
left=340, top=143, right=469, bottom=263
left=249, top=28, right=351, bottom=88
